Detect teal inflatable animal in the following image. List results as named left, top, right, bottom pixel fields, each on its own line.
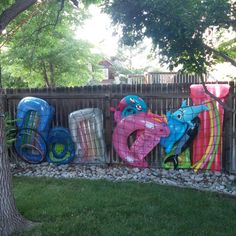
left=171, top=100, right=208, bottom=127
left=160, top=100, right=208, bottom=154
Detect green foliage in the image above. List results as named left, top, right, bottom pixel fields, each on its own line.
left=4, top=113, right=17, bottom=147
left=104, top=0, right=236, bottom=73
left=13, top=177, right=236, bottom=236
left=1, top=74, right=29, bottom=88
left=0, top=0, right=14, bottom=13
left=0, top=0, right=103, bottom=88
left=218, top=38, right=236, bottom=60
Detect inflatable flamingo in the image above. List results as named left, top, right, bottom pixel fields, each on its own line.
left=112, top=113, right=170, bottom=167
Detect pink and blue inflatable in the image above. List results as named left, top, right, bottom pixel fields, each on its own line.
left=112, top=95, right=208, bottom=168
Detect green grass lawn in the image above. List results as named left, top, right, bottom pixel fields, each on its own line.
left=13, top=177, right=236, bottom=236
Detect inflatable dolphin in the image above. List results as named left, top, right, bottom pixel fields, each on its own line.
left=160, top=112, right=188, bottom=154
left=171, top=100, right=208, bottom=127
left=164, top=117, right=201, bottom=169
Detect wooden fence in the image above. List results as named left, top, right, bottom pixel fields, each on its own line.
left=127, top=73, right=207, bottom=84
left=3, top=81, right=236, bottom=173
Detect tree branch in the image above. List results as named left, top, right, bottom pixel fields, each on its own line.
left=49, top=63, right=55, bottom=88
left=0, top=0, right=79, bottom=35
left=204, top=43, right=236, bottom=67
left=25, top=0, right=66, bottom=38
left=0, top=9, right=39, bottom=48
left=199, top=74, right=236, bottom=114
left=0, top=0, right=38, bottom=33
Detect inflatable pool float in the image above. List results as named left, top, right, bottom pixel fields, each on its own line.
left=15, top=97, right=54, bottom=163
left=160, top=101, right=208, bottom=154
left=190, top=84, right=230, bottom=171
left=163, top=117, right=201, bottom=169
left=46, top=127, right=75, bottom=164
left=68, top=108, right=106, bottom=163
left=112, top=113, right=170, bottom=167
left=111, top=95, right=148, bottom=123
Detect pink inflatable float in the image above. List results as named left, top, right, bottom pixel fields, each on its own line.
left=190, top=84, right=230, bottom=171
left=112, top=113, right=170, bottom=167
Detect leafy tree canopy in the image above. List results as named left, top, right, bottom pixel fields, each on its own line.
left=0, top=0, right=101, bottom=32
left=104, top=0, right=236, bottom=73
left=0, top=0, right=103, bottom=88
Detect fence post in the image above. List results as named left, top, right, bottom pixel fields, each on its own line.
left=222, top=81, right=235, bottom=173
left=104, top=87, right=112, bottom=164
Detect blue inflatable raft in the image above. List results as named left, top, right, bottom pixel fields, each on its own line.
left=15, top=97, right=54, bottom=163
left=46, top=127, right=75, bottom=164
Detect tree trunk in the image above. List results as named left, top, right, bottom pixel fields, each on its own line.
left=49, top=62, right=56, bottom=88
left=0, top=64, right=2, bottom=88
left=0, top=90, right=33, bottom=236
left=42, top=60, right=50, bottom=87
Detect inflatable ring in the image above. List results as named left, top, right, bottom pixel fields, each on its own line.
left=15, top=128, right=47, bottom=163
left=111, top=95, right=148, bottom=123
left=19, top=143, right=45, bottom=164
left=122, top=106, right=140, bottom=118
